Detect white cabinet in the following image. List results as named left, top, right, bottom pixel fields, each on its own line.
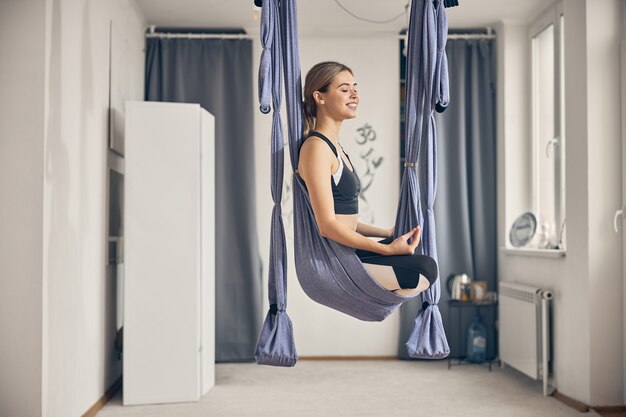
left=123, top=101, right=215, bottom=405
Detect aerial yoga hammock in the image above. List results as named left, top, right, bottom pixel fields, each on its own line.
left=255, top=0, right=458, bottom=367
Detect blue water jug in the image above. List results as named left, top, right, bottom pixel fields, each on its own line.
left=465, top=314, right=487, bottom=363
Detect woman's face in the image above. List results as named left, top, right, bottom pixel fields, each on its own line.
left=315, top=70, right=359, bottom=121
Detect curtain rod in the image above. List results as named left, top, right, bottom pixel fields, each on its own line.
left=253, top=0, right=460, bottom=7
left=146, top=32, right=250, bottom=39
left=445, top=33, right=495, bottom=39
left=146, top=32, right=494, bottom=40
left=398, top=33, right=495, bottom=40
left=146, top=32, right=493, bottom=40
left=399, top=27, right=495, bottom=40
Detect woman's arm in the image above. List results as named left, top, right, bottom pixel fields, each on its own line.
left=299, top=139, right=393, bottom=255
left=356, top=222, right=393, bottom=239
left=299, top=138, right=420, bottom=256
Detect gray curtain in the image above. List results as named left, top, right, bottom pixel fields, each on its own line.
left=399, top=38, right=497, bottom=359
left=145, top=37, right=262, bottom=362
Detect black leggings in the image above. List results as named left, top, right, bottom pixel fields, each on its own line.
left=355, top=238, right=439, bottom=289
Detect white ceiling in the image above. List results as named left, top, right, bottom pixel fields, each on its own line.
left=135, top=0, right=551, bottom=36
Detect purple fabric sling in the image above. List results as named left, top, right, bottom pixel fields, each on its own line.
left=255, top=0, right=453, bottom=367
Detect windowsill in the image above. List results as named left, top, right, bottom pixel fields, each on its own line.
left=500, top=246, right=566, bottom=258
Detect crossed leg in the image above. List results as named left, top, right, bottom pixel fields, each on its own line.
left=362, top=263, right=431, bottom=296
left=355, top=238, right=439, bottom=296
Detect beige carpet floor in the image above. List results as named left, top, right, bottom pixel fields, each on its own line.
left=97, top=360, right=598, bottom=417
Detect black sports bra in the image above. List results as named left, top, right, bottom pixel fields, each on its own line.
left=301, top=131, right=360, bottom=215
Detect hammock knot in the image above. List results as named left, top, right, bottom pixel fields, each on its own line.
left=269, top=303, right=285, bottom=314
left=443, top=0, right=460, bottom=8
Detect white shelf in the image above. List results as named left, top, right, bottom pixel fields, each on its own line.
left=500, top=246, right=566, bottom=258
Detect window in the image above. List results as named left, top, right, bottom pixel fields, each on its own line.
left=528, top=4, right=565, bottom=250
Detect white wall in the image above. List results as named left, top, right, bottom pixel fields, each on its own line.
left=496, top=20, right=531, bottom=235
left=1, top=2, right=144, bottom=415
left=0, top=0, right=147, bottom=416
left=0, top=1, right=46, bottom=416
left=254, top=35, right=401, bottom=356
left=498, top=0, right=623, bottom=406
left=586, top=0, right=623, bottom=404
left=42, top=0, right=145, bottom=415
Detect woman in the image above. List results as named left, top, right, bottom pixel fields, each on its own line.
left=298, top=61, right=438, bottom=297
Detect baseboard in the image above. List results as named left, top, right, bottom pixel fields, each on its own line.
left=592, top=405, right=626, bottom=414
left=551, top=389, right=626, bottom=414
left=551, top=390, right=590, bottom=412
left=299, top=356, right=398, bottom=361
left=82, top=377, right=123, bottom=417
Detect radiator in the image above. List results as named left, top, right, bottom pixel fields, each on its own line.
left=499, top=281, right=553, bottom=395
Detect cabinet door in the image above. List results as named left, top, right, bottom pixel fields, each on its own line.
left=124, top=101, right=202, bottom=405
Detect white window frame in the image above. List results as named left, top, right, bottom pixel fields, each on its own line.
left=528, top=2, right=565, bottom=250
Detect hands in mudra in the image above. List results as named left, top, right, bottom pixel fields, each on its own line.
left=386, top=226, right=421, bottom=255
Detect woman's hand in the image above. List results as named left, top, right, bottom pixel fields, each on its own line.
left=387, top=226, right=395, bottom=239
left=385, top=226, right=421, bottom=255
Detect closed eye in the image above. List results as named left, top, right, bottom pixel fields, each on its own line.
left=338, top=82, right=358, bottom=92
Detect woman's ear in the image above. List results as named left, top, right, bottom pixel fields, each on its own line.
left=313, top=91, right=324, bottom=105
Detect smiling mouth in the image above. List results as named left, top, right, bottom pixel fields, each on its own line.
left=347, top=103, right=358, bottom=109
